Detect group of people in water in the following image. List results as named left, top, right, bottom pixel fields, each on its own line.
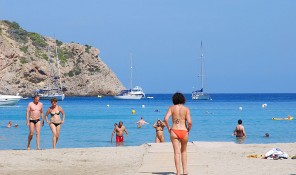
left=26, top=95, right=65, bottom=150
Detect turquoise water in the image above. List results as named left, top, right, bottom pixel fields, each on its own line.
left=0, top=93, right=296, bottom=150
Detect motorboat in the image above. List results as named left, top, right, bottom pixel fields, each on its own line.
left=0, top=94, right=23, bottom=106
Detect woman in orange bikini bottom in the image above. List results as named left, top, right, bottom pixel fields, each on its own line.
left=171, top=129, right=188, bottom=139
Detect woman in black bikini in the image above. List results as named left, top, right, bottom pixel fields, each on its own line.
left=45, top=98, right=65, bottom=149
left=153, top=119, right=165, bottom=143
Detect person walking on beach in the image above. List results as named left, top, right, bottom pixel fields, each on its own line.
left=26, top=95, right=44, bottom=150
left=111, top=121, right=128, bottom=144
left=136, top=117, right=149, bottom=128
left=45, top=98, right=65, bottom=149
left=164, top=92, right=192, bottom=175
left=153, top=119, right=165, bottom=143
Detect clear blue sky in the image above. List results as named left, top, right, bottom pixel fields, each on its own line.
left=1, top=0, right=295, bottom=93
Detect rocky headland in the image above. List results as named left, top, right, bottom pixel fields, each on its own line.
left=0, top=20, right=125, bottom=96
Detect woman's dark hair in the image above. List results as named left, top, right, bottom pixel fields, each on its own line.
left=238, top=119, right=242, bottom=124
left=50, top=98, right=58, bottom=103
left=172, top=92, right=186, bottom=105
left=33, top=95, right=39, bottom=99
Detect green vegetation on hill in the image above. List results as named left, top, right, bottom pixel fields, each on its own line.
left=28, top=32, right=48, bottom=48
left=3, top=20, right=28, bottom=43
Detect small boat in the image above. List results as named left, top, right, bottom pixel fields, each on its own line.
left=147, top=96, right=154, bottom=99
left=97, top=95, right=103, bottom=98
left=114, top=53, right=145, bottom=100
left=272, top=116, right=293, bottom=120
left=192, top=41, right=211, bottom=100
left=0, top=94, right=23, bottom=106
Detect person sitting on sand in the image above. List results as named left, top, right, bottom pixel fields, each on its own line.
left=111, top=121, right=128, bottom=144
left=153, top=119, right=165, bottom=143
left=233, top=119, right=246, bottom=137
left=164, top=92, right=192, bottom=175
left=136, top=117, right=149, bottom=128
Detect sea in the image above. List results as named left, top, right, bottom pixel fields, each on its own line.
left=0, top=93, right=296, bottom=150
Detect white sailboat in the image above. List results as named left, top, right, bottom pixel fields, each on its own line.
left=192, top=41, right=211, bottom=100
left=114, top=53, right=145, bottom=100
left=34, top=46, right=65, bottom=101
left=0, top=93, right=23, bottom=106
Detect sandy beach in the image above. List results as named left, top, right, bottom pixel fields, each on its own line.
left=0, top=142, right=295, bottom=175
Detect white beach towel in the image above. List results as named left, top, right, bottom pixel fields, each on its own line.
left=265, top=148, right=289, bottom=159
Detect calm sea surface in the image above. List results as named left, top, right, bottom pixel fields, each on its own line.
left=0, top=93, right=296, bottom=150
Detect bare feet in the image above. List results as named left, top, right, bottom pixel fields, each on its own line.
left=27, top=147, right=31, bottom=150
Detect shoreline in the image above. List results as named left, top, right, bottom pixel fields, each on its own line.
left=0, top=141, right=295, bottom=175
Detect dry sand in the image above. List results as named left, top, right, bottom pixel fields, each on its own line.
left=0, top=142, right=295, bottom=175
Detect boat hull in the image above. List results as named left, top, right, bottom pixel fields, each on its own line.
left=0, top=95, right=23, bottom=106
left=192, top=93, right=211, bottom=100
left=38, top=94, right=65, bottom=101
left=114, top=95, right=142, bottom=100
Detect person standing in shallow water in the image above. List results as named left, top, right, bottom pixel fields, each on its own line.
left=45, top=98, right=65, bottom=149
left=111, top=121, right=128, bottom=145
left=153, top=119, right=165, bottom=143
left=233, top=119, right=246, bottom=144
left=164, top=92, right=192, bottom=175
left=26, top=95, right=44, bottom=150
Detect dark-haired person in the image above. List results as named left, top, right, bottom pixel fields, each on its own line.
left=26, top=95, right=44, bottom=150
left=45, top=98, right=65, bottom=149
left=233, top=119, right=246, bottom=144
left=164, top=92, right=192, bottom=175
left=153, top=119, right=165, bottom=143
left=233, top=119, right=246, bottom=137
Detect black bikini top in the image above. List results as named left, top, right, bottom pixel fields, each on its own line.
left=50, top=111, right=60, bottom=116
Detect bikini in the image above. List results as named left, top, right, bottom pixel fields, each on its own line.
left=50, top=109, right=61, bottom=127
left=171, top=129, right=188, bottom=140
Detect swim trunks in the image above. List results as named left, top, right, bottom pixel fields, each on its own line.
left=116, top=135, right=124, bottom=142
left=29, top=119, right=40, bottom=124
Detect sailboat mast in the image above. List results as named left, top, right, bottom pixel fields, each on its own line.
left=200, top=41, right=204, bottom=90
left=55, top=46, right=63, bottom=92
left=130, top=52, right=133, bottom=90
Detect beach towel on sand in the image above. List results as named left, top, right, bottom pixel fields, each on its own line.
left=265, top=148, right=289, bottom=160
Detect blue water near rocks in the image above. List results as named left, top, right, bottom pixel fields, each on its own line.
left=0, top=93, right=296, bottom=150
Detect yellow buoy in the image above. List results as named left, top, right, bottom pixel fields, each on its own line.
left=131, top=109, right=136, bottom=114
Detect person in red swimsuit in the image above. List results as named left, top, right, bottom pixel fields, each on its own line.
left=111, top=121, right=128, bottom=145
left=164, top=92, right=192, bottom=175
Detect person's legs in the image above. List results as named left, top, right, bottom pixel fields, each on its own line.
left=155, top=136, right=160, bottom=143
left=27, top=122, right=35, bottom=149
left=35, top=122, right=41, bottom=149
left=170, top=131, right=181, bottom=175
left=180, top=133, right=189, bottom=175
left=49, top=124, right=57, bottom=149
left=56, top=125, right=61, bottom=145
left=160, top=135, right=165, bottom=143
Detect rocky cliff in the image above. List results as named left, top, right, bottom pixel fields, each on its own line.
left=0, top=20, right=125, bottom=96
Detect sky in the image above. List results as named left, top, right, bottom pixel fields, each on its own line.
left=1, top=0, right=295, bottom=94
